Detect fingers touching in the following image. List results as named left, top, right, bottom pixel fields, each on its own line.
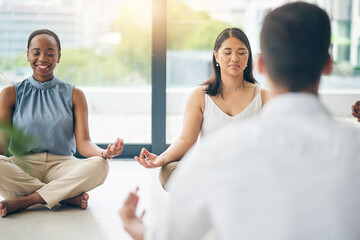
left=103, top=137, right=124, bottom=159
left=135, top=148, right=158, bottom=168
left=120, top=187, right=142, bottom=221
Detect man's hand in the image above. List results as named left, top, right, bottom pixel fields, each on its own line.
left=119, top=188, right=145, bottom=240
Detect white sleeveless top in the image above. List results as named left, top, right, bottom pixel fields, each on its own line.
left=200, top=86, right=263, bottom=139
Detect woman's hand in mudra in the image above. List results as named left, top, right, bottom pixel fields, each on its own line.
left=102, top=137, right=124, bottom=159
left=134, top=148, right=165, bottom=168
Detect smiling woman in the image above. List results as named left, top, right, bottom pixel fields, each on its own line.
left=27, top=32, right=61, bottom=82
left=0, top=29, right=124, bottom=217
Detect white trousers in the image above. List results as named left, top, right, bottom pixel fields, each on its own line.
left=0, top=153, right=109, bottom=208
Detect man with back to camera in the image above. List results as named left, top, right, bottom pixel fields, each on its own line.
left=120, top=2, right=360, bottom=239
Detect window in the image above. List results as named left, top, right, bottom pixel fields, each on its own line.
left=1, top=0, right=359, bottom=156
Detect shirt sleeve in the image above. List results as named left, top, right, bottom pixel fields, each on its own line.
left=147, top=144, right=214, bottom=240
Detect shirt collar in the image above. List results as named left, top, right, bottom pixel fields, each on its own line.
left=28, top=75, right=59, bottom=89
left=261, top=92, right=330, bottom=119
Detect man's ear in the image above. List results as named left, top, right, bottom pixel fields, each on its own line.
left=322, top=54, right=332, bottom=75
left=27, top=51, right=30, bottom=61
left=257, top=54, right=266, bottom=74
left=57, top=52, right=61, bottom=63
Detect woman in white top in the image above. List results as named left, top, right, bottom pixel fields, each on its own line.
left=135, top=28, right=269, bottom=189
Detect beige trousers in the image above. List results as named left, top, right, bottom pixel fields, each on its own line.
left=0, top=153, right=109, bottom=208
left=159, top=161, right=180, bottom=190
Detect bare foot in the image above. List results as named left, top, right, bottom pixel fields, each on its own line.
left=0, top=201, right=9, bottom=217
left=0, top=193, right=45, bottom=217
left=0, top=199, right=26, bottom=217
left=60, top=193, right=89, bottom=209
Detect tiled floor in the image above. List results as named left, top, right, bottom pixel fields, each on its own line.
left=0, top=160, right=168, bottom=240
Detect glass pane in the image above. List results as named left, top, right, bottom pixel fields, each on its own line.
left=0, top=0, right=152, bottom=144
left=323, top=0, right=360, bottom=89
left=166, top=0, right=360, bottom=143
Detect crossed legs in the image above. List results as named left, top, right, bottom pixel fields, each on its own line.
left=0, top=154, right=109, bottom=217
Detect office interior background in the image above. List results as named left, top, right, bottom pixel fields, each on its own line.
left=0, top=0, right=359, bottom=156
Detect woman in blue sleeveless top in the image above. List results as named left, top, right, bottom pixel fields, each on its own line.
left=0, top=29, right=124, bottom=217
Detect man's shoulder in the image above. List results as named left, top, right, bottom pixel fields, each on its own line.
left=331, top=118, right=360, bottom=146
left=196, top=117, right=262, bottom=161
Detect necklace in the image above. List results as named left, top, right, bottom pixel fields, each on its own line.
left=223, top=80, right=245, bottom=93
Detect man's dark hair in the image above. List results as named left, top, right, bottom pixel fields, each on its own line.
left=260, top=2, right=331, bottom=91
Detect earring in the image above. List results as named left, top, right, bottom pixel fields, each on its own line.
left=216, top=62, right=219, bottom=67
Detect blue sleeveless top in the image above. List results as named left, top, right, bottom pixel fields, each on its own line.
left=10, top=76, right=76, bottom=156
